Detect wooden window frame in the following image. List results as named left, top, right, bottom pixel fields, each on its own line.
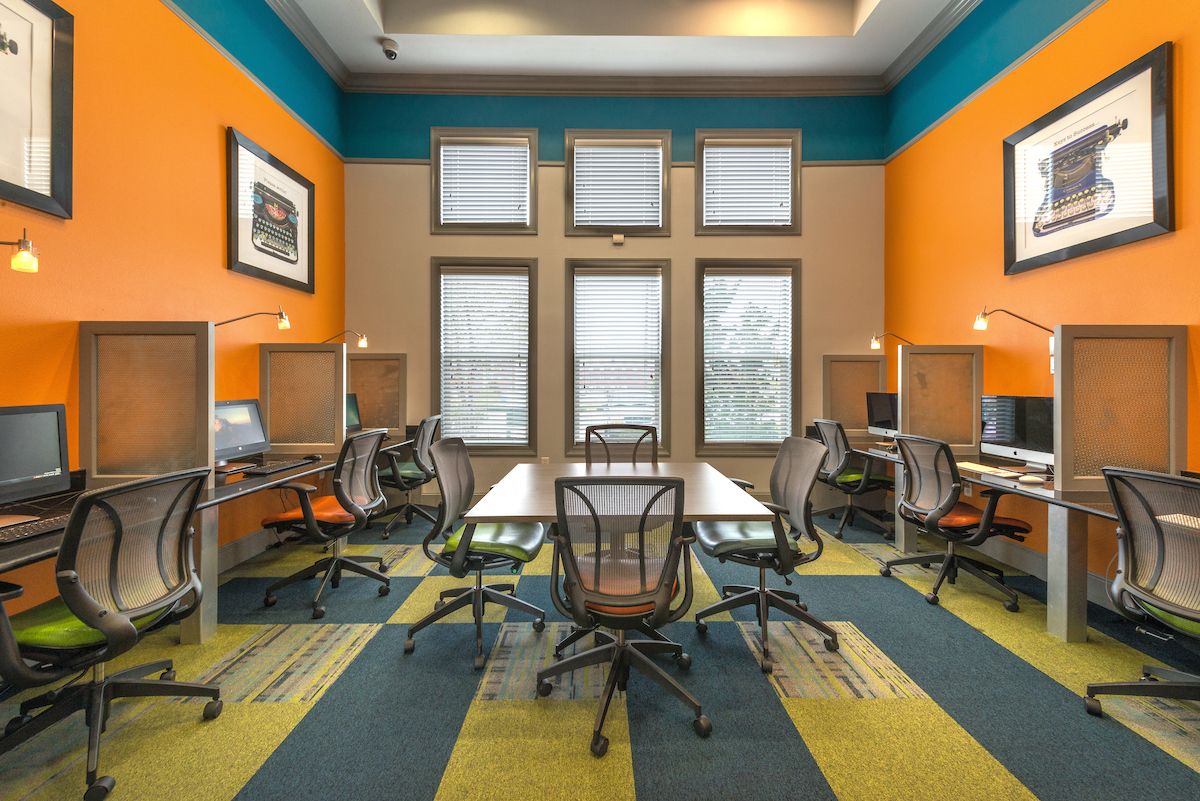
left=565, top=130, right=672, bottom=237
left=694, top=129, right=802, bottom=236
left=430, top=127, right=539, bottom=235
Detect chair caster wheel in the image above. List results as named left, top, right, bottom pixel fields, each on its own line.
left=5, top=714, right=31, bottom=736
left=1004, top=600, right=1019, bottom=613
left=202, top=699, right=223, bottom=721
left=693, top=715, right=713, bottom=738
left=537, top=679, right=553, bottom=697
left=675, top=653, right=692, bottom=671
left=263, top=594, right=278, bottom=607
left=1084, top=696, right=1103, bottom=717
left=433, top=600, right=446, bottom=611
left=311, top=605, right=326, bottom=620
left=879, top=566, right=892, bottom=577
left=761, top=659, right=773, bottom=674
left=823, top=637, right=839, bottom=653
left=404, top=510, right=415, bottom=525
left=590, top=733, right=609, bottom=758
left=695, top=621, right=708, bottom=636
left=924, top=593, right=939, bottom=606
left=532, top=617, right=545, bottom=633
left=159, top=669, right=175, bottom=682
left=473, top=654, right=485, bottom=671
left=378, top=584, right=391, bottom=597
left=85, top=776, right=116, bottom=801
left=403, top=638, right=415, bottom=655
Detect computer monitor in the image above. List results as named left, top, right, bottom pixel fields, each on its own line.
left=346, top=393, right=362, bottom=433
left=214, top=399, right=271, bottom=465
left=866, top=392, right=899, bottom=438
left=981, top=395, right=1055, bottom=470
left=0, top=404, right=70, bottom=505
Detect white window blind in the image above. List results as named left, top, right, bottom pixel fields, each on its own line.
left=439, top=269, right=530, bottom=446
left=702, top=143, right=793, bottom=227
left=702, top=269, right=793, bottom=443
left=573, top=270, right=663, bottom=442
left=573, top=142, right=663, bottom=228
left=439, top=140, right=531, bottom=225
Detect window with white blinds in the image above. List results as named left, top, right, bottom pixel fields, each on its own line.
left=433, top=130, right=535, bottom=231
left=697, top=131, right=800, bottom=233
left=701, top=265, right=796, bottom=446
left=437, top=266, right=532, bottom=447
left=571, top=266, right=664, bottom=443
left=569, top=134, right=668, bottom=231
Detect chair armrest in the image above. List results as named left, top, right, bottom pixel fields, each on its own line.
left=729, top=478, right=754, bottom=491
left=762, top=501, right=788, bottom=518
left=279, top=482, right=317, bottom=495
left=0, top=581, right=22, bottom=603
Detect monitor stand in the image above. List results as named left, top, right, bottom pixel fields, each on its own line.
left=1005, top=462, right=1052, bottom=474
left=0, top=513, right=39, bottom=529
left=214, top=460, right=256, bottom=475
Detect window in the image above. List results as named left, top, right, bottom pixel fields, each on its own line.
left=431, top=128, right=537, bottom=234
left=566, top=130, right=671, bottom=235
left=433, top=259, right=536, bottom=452
left=696, top=130, right=801, bottom=235
left=698, top=261, right=799, bottom=452
left=569, top=261, right=669, bottom=447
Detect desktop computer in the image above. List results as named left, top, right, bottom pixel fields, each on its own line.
left=0, top=404, right=72, bottom=535
left=346, top=393, right=362, bottom=434
left=214, top=399, right=271, bottom=471
left=866, top=392, right=899, bottom=438
left=981, top=395, right=1055, bottom=471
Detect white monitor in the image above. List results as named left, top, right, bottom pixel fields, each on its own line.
left=866, top=392, right=898, bottom=438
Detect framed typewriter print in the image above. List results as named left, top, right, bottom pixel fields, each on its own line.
left=227, top=127, right=315, bottom=293
left=0, top=0, right=73, bottom=219
left=1003, top=43, right=1173, bottom=276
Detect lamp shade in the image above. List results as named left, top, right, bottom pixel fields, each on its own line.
left=10, top=248, right=37, bottom=273
left=973, top=311, right=989, bottom=331
left=356, top=333, right=369, bottom=348
left=276, top=310, right=291, bottom=330
left=869, top=335, right=882, bottom=350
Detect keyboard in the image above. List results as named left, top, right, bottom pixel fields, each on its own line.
left=956, top=461, right=1021, bottom=479
left=242, top=458, right=314, bottom=477
left=0, top=514, right=70, bottom=544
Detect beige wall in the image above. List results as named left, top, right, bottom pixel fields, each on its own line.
left=345, top=161, right=884, bottom=492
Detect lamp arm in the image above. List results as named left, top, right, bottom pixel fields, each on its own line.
left=880, top=332, right=914, bottom=345
left=988, top=308, right=1053, bottom=334
left=215, top=311, right=278, bottom=327
left=320, top=329, right=363, bottom=343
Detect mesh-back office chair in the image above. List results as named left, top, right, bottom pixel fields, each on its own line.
left=813, top=418, right=894, bottom=539
left=879, top=435, right=1031, bottom=611
left=403, top=438, right=546, bottom=669
left=378, top=414, right=441, bottom=538
left=261, top=429, right=391, bottom=619
left=584, top=424, right=658, bottom=466
left=0, top=468, right=221, bottom=801
left=1085, top=468, right=1200, bottom=716
left=536, top=477, right=711, bottom=757
left=693, top=437, right=840, bottom=673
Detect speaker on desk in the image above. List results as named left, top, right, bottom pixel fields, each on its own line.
left=259, top=343, right=345, bottom=455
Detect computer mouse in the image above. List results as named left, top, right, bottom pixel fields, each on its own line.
left=304, top=454, right=323, bottom=462
left=1017, top=475, right=1046, bottom=485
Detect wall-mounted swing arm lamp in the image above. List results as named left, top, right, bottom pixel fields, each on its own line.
left=321, top=329, right=369, bottom=348
left=869, top=332, right=914, bottom=350
left=2, top=228, right=38, bottom=273
left=216, top=306, right=291, bottom=330
left=972, top=306, right=1055, bottom=373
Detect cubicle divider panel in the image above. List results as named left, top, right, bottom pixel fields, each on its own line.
left=348, top=352, right=407, bottom=436
left=1055, top=325, right=1187, bottom=491
left=259, top=343, right=346, bottom=455
left=79, top=321, right=214, bottom=485
left=897, top=345, right=984, bottom=456
left=822, top=355, right=886, bottom=439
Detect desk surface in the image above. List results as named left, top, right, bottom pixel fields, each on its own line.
left=466, top=461, right=773, bottom=524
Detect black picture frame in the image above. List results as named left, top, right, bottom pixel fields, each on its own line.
left=0, top=0, right=73, bottom=219
left=1002, top=43, right=1173, bottom=276
left=226, top=127, right=315, bottom=293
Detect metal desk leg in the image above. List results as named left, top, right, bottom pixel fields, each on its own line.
left=181, top=506, right=219, bottom=644
left=893, top=464, right=919, bottom=553
left=1046, top=505, right=1088, bottom=643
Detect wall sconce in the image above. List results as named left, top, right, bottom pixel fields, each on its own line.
left=3, top=228, right=38, bottom=273
left=216, top=306, right=290, bottom=330
left=869, top=332, right=914, bottom=350
left=972, top=306, right=1055, bottom=373
left=321, top=329, right=369, bottom=348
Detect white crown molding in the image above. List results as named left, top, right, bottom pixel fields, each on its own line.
left=263, top=0, right=351, bottom=85
left=881, top=0, right=983, bottom=91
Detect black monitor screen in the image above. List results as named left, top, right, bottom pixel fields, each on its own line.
left=866, top=392, right=898, bottom=432
left=346, top=393, right=362, bottom=433
left=0, top=405, right=70, bottom=504
left=981, top=395, right=1054, bottom=460
left=214, top=399, right=270, bottom=461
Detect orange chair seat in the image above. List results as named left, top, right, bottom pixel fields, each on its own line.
left=584, top=575, right=679, bottom=617
left=923, top=502, right=1032, bottom=533
left=262, top=495, right=353, bottom=527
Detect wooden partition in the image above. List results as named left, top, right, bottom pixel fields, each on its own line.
left=897, top=344, right=984, bottom=456
left=1055, top=325, right=1187, bottom=491
left=822, top=354, right=886, bottom=440
left=348, top=352, right=407, bottom=437
left=259, top=343, right=346, bottom=455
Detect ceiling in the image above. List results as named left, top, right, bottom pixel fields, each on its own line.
left=269, top=0, right=979, bottom=94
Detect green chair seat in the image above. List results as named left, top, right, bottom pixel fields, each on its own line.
left=835, top=471, right=894, bottom=486
left=12, top=598, right=169, bottom=650
left=379, top=461, right=427, bottom=481
left=442, top=522, right=544, bottom=563
left=1138, top=599, right=1200, bottom=638
left=693, top=520, right=798, bottom=558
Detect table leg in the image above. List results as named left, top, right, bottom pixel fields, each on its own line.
left=181, top=506, right=219, bottom=644
left=1046, top=505, right=1088, bottom=643
left=893, top=464, right=919, bottom=553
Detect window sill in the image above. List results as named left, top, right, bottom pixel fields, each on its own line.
left=463, top=445, right=537, bottom=457
left=695, top=444, right=782, bottom=458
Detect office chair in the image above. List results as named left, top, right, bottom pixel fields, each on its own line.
left=261, top=429, right=391, bottom=619
left=536, top=476, right=711, bottom=757
left=812, top=418, right=894, bottom=539
left=0, top=468, right=221, bottom=801
left=1085, top=468, right=1200, bottom=716
left=378, top=414, right=441, bottom=538
left=403, top=437, right=546, bottom=669
left=584, top=424, right=658, bottom=465
left=879, top=434, right=1030, bottom=611
left=693, top=436, right=840, bottom=673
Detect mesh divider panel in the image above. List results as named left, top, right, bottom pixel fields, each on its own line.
left=349, top=358, right=403, bottom=430
left=1071, top=338, right=1170, bottom=477
left=906, top=353, right=974, bottom=445
left=268, top=351, right=338, bottom=444
left=96, top=334, right=198, bottom=473
left=1110, top=473, right=1200, bottom=614
left=828, top=361, right=880, bottom=430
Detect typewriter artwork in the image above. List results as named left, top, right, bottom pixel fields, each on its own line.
left=1031, top=119, right=1128, bottom=237
left=251, top=182, right=301, bottom=264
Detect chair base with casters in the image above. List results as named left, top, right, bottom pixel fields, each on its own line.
left=536, top=629, right=710, bottom=757
left=262, top=537, right=391, bottom=620
left=404, top=567, right=546, bottom=670
left=553, top=621, right=690, bottom=668
left=824, top=496, right=894, bottom=540
left=377, top=483, right=437, bottom=539
left=695, top=565, right=838, bottom=674
left=881, top=542, right=1020, bottom=612
left=1085, top=663, right=1200, bottom=717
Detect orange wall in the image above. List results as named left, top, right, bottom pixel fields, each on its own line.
left=0, top=0, right=345, bottom=609
left=884, top=0, right=1198, bottom=573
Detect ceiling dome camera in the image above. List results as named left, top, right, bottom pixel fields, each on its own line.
left=381, top=38, right=399, bottom=61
